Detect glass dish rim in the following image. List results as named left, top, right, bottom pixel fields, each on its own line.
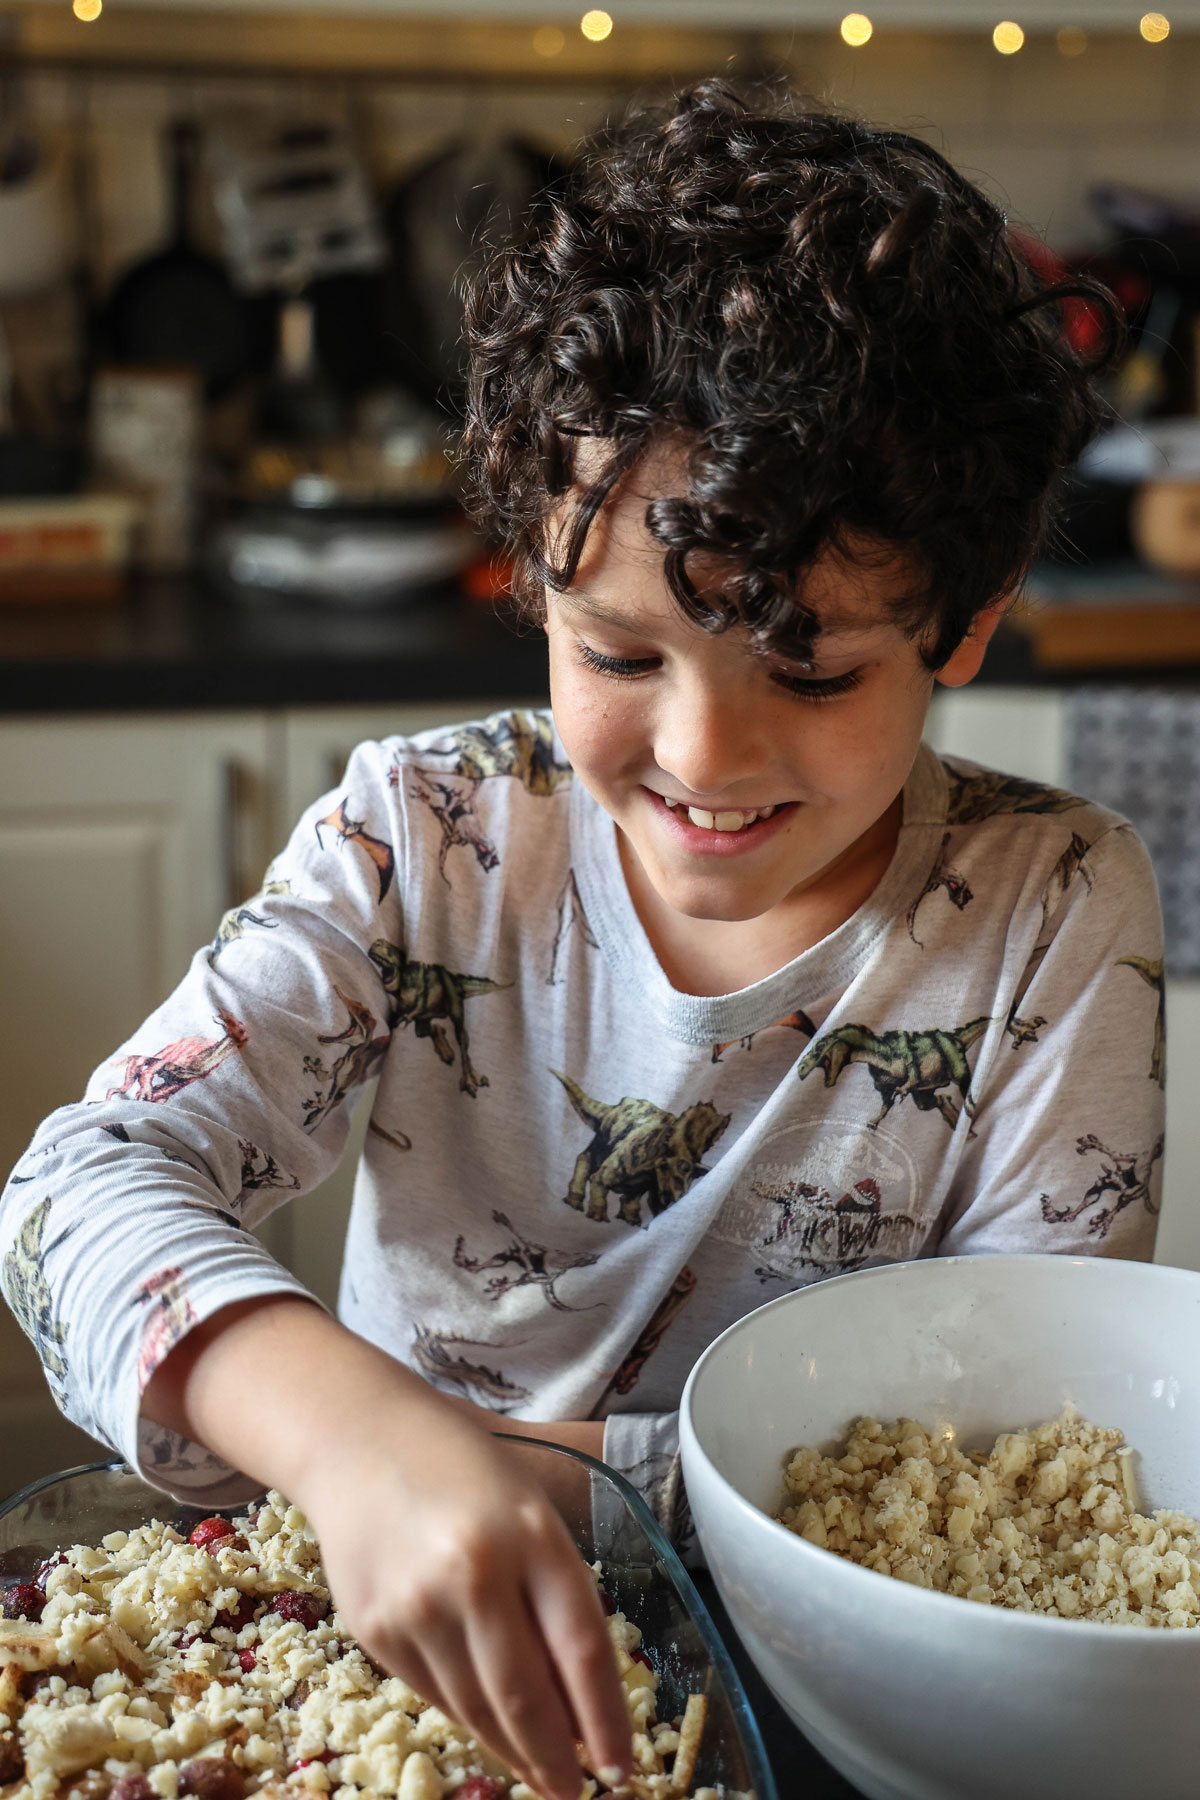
left=0, top=1438, right=779, bottom=1800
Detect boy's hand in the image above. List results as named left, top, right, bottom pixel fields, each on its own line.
left=297, top=1414, right=628, bottom=1800
left=143, top=1297, right=632, bottom=1800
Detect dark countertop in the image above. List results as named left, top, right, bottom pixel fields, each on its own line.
left=0, top=574, right=553, bottom=714
left=5, top=560, right=1200, bottom=716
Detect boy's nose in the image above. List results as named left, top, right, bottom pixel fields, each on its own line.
left=652, top=682, right=769, bottom=798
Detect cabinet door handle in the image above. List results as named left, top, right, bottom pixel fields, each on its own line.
left=221, top=759, right=259, bottom=912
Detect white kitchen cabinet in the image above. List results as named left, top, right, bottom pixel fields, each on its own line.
left=0, top=710, right=274, bottom=1485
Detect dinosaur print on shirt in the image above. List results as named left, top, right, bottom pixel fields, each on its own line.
left=555, top=1072, right=731, bottom=1227
left=797, top=1017, right=993, bottom=1131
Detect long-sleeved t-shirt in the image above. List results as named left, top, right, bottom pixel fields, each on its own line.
left=0, top=709, right=1167, bottom=1550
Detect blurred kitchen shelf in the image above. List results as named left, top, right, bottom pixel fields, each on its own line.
left=1019, top=561, right=1200, bottom=670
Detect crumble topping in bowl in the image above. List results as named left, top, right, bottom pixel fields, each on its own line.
left=777, top=1407, right=1200, bottom=1626
left=0, top=1494, right=717, bottom=1800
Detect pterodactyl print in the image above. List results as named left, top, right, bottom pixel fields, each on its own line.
left=106, top=1010, right=248, bottom=1104
left=314, top=799, right=395, bottom=903
left=134, top=1265, right=198, bottom=1391
left=302, top=986, right=389, bottom=1132
left=907, top=832, right=974, bottom=947
left=453, top=1209, right=600, bottom=1311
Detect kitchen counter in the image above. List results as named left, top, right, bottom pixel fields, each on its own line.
left=0, top=574, right=552, bottom=713
left=6, top=559, right=1200, bottom=716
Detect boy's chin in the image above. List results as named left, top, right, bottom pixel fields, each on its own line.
left=644, top=868, right=790, bottom=925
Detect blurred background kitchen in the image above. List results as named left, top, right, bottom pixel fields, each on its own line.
left=3, top=0, right=1200, bottom=1480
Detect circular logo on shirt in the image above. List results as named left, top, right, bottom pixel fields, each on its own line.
left=709, top=1118, right=924, bottom=1281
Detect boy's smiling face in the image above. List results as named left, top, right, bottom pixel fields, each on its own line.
left=545, top=457, right=1000, bottom=973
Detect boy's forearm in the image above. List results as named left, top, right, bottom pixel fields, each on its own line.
left=142, top=1293, right=604, bottom=1489
left=142, top=1294, right=463, bottom=1499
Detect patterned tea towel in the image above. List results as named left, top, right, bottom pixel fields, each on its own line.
left=1067, top=685, right=1200, bottom=974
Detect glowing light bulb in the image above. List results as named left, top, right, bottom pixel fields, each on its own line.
left=72, top=0, right=102, bottom=17
left=1056, top=25, right=1087, bottom=55
left=532, top=25, right=565, bottom=55
left=580, top=9, right=613, bottom=41
left=993, top=19, right=1024, bottom=53
left=840, top=13, right=873, bottom=46
left=1140, top=12, right=1170, bottom=41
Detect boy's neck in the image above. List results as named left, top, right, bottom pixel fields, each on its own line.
left=618, top=795, right=903, bottom=998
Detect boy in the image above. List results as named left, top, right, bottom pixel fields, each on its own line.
left=0, top=81, right=1162, bottom=1800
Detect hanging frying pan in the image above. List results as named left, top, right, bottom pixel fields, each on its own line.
left=99, top=118, right=266, bottom=401
left=376, top=135, right=567, bottom=413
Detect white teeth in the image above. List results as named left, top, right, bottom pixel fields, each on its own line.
left=714, top=810, right=748, bottom=832
left=758, top=805, right=775, bottom=820
left=688, top=807, right=716, bottom=829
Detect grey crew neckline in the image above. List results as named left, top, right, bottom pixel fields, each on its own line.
left=569, top=740, right=948, bottom=1045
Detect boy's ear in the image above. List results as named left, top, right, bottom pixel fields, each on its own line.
left=933, top=597, right=1010, bottom=689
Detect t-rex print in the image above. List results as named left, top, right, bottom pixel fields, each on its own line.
left=597, top=1265, right=697, bottom=1401
left=206, top=881, right=290, bottom=967
left=368, top=939, right=507, bottom=1096
left=1, top=1196, right=73, bottom=1400
left=408, top=768, right=499, bottom=884
left=106, top=1009, right=248, bottom=1104
left=314, top=799, right=395, bottom=903
left=549, top=870, right=598, bottom=985
left=797, top=1017, right=993, bottom=1131
left=409, top=1324, right=531, bottom=1411
left=1117, top=953, right=1166, bottom=1087
left=134, top=1266, right=197, bottom=1391
left=907, top=832, right=974, bottom=946
left=1040, top=1132, right=1163, bottom=1239
left=302, top=987, right=389, bottom=1132
left=753, top=1174, right=920, bottom=1279
left=427, top=711, right=573, bottom=795
left=942, top=764, right=1084, bottom=826
left=237, top=1138, right=300, bottom=1204
left=711, top=1009, right=816, bottom=1063
left=453, top=1209, right=600, bottom=1311
left=554, top=1071, right=731, bottom=1228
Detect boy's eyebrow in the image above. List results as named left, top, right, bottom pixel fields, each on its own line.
left=560, top=588, right=883, bottom=648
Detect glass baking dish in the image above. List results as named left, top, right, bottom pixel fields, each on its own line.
left=0, top=1438, right=777, bottom=1800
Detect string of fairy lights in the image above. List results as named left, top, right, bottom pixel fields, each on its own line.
left=64, top=3, right=1181, bottom=56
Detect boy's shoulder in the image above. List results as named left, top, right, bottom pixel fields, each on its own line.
left=380, top=706, right=573, bottom=799
left=931, top=751, right=1129, bottom=842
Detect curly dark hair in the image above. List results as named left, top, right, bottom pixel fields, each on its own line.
left=461, top=79, right=1119, bottom=668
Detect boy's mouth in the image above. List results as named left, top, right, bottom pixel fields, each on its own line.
left=647, top=789, right=796, bottom=849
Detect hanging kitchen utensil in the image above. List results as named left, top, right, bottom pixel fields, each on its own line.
left=378, top=135, right=565, bottom=411
left=100, top=118, right=261, bottom=401
left=208, top=111, right=385, bottom=294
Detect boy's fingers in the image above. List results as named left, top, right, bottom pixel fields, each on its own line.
left=467, top=1590, right=586, bottom=1800
left=526, top=1553, right=633, bottom=1785
left=408, top=1629, right=539, bottom=1793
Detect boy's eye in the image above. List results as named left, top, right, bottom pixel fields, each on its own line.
left=577, top=643, right=658, bottom=680
left=771, top=668, right=864, bottom=703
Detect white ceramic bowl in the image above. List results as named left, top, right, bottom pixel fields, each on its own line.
left=679, top=1253, right=1200, bottom=1800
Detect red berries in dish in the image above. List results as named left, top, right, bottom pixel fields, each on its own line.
left=178, top=1758, right=246, bottom=1800
left=455, top=1781, right=507, bottom=1800
left=188, top=1518, right=236, bottom=1551
left=110, top=1777, right=155, bottom=1800
left=270, top=1592, right=327, bottom=1629
left=1, top=1583, right=43, bottom=1622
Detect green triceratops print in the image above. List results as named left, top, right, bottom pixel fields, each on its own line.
left=2, top=1195, right=73, bottom=1398
left=369, top=939, right=508, bottom=1096
left=943, top=765, right=1084, bottom=826
left=554, top=1071, right=731, bottom=1228
left=427, top=711, right=573, bottom=795
left=797, top=1017, right=993, bottom=1131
